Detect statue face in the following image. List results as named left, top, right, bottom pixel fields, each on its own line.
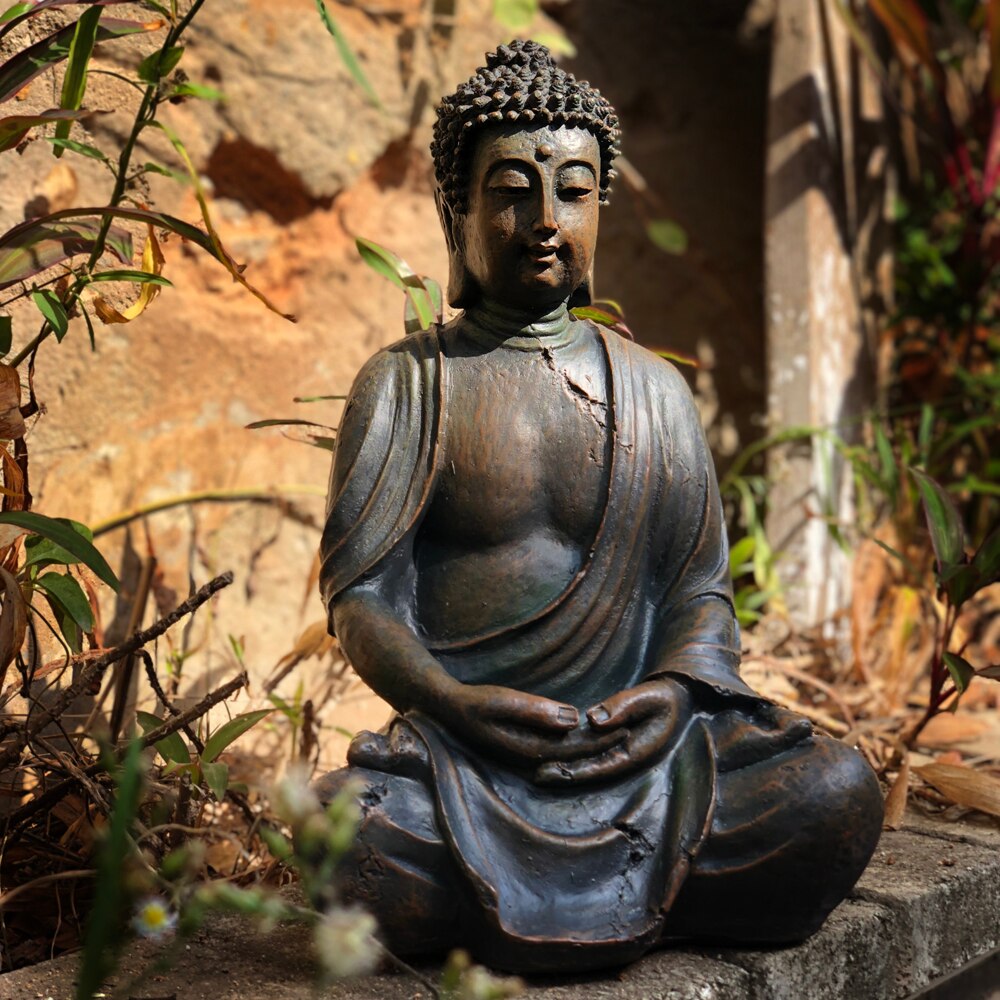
left=460, top=123, right=601, bottom=311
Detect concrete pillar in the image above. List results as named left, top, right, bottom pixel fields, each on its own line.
left=764, top=0, right=889, bottom=625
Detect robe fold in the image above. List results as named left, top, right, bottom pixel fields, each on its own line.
left=319, top=321, right=769, bottom=957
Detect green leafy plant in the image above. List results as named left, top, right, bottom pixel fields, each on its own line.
left=903, top=469, right=1000, bottom=744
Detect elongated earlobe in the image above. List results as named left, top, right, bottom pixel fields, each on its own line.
left=435, top=188, right=480, bottom=309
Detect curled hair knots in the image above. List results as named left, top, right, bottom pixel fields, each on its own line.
left=432, top=39, right=621, bottom=215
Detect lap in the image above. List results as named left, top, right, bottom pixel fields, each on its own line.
left=317, top=729, right=883, bottom=951
left=664, top=735, right=883, bottom=943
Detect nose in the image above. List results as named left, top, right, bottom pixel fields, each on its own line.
left=534, top=185, right=557, bottom=235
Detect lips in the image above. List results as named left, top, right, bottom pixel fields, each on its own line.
left=527, top=243, right=559, bottom=263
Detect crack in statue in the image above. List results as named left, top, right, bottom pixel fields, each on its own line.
left=314, top=40, right=883, bottom=974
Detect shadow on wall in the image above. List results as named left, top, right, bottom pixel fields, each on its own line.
left=551, top=0, right=773, bottom=469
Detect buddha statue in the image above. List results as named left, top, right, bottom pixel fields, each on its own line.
left=315, top=40, right=883, bottom=974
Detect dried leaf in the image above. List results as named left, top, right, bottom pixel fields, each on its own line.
left=915, top=762, right=1000, bottom=818
left=0, top=215, right=131, bottom=289
left=0, top=364, right=23, bottom=440
left=883, top=756, right=910, bottom=830
left=264, top=619, right=332, bottom=692
left=0, top=565, right=26, bottom=692
left=918, top=712, right=990, bottom=747
left=92, top=226, right=165, bottom=324
left=0, top=108, right=91, bottom=153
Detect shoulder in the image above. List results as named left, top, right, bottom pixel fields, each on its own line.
left=604, top=329, right=698, bottom=403
left=344, top=327, right=443, bottom=407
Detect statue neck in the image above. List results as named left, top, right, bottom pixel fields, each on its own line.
left=462, top=298, right=575, bottom=352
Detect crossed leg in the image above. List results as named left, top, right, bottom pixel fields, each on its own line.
left=314, top=730, right=882, bottom=961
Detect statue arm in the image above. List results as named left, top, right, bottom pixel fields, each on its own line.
left=643, top=361, right=758, bottom=701
left=331, top=585, right=609, bottom=766
left=321, top=345, right=590, bottom=768
left=539, top=358, right=800, bottom=786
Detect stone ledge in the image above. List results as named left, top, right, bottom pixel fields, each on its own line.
left=2, top=820, right=998, bottom=1000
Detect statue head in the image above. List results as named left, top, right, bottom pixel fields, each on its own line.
left=431, top=40, right=621, bottom=310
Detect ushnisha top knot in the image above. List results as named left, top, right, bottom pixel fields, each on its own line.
left=431, top=39, right=621, bottom=215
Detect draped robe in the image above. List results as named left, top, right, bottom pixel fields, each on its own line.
left=319, top=320, right=773, bottom=965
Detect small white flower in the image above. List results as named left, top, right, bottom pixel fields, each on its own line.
left=131, top=897, right=177, bottom=939
left=271, top=765, right=322, bottom=827
left=314, top=905, right=379, bottom=979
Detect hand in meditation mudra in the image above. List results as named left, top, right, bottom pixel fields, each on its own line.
left=316, top=41, right=883, bottom=973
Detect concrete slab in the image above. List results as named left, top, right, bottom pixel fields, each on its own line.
left=852, top=830, right=1000, bottom=997
left=2, top=822, right=999, bottom=1000
left=702, top=899, right=897, bottom=1000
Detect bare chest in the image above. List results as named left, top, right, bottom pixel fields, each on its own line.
left=426, top=336, right=611, bottom=546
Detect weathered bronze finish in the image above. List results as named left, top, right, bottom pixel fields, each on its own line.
left=316, top=41, right=883, bottom=973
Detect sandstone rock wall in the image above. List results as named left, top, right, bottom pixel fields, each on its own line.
left=0, top=1, right=774, bottom=769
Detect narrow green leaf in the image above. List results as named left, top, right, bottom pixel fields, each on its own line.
left=293, top=394, right=347, bottom=402
left=403, top=287, right=433, bottom=332
left=44, top=136, right=107, bottom=160
left=24, top=517, right=92, bottom=567
left=2, top=512, right=118, bottom=590
left=978, top=664, right=1000, bottom=681
left=938, top=563, right=979, bottom=610
left=729, top=535, right=756, bottom=574
left=259, top=825, right=292, bottom=861
left=306, top=435, right=336, bottom=452
left=972, top=526, right=1000, bottom=587
left=0, top=315, right=10, bottom=355
left=646, top=219, right=688, bottom=255
left=355, top=236, right=425, bottom=292
left=245, top=418, right=334, bottom=430
left=201, top=760, right=229, bottom=802
left=0, top=3, right=33, bottom=24
left=201, top=709, right=271, bottom=763
left=874, top=423, right=898, bottom=502
left=167, top=81, right=224, bottom=102
left=85, top=269, right=172, bottom=286
left=141, top=160, right=188, bottom=183
left=136, top=709, right=191, bottom=764
left=917, top=403, right=934, bottom=467
left=572, top=305, right=620, bottom=327
left=76, top=737, right=143, bottom=1000
left=0, top=207, right=287, bottom=323
left=35, top=571, right=94, bottom=632
left=137, top=44, right=184, bottom=84
left=0, top=16, right=162, bottom=105
left=944, top=652, right=976, bottom=694
left=403, top=276, right=441, bottom=334
left=910, top=467, right=966, bottom=572
left=31, top=288, right=69, bottom=340
left=315, top=0, right=381, bottom=109
left=52, top=4, right=101, bottom=156
left=141, top=122, right=296, bottom=321
left=654, top=347, right=699, bottom=368
left=493, top=0, right=536, bottom=30
left=80, top=299, right=96, bottom=350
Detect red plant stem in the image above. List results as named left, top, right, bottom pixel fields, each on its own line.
left=906, top=602, right=958, bottom=747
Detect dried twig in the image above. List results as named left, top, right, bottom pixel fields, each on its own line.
left=0, top=573, right=234, bottom=772
left=142, top=649, right=204, bottom=754
left=4, top=671, right=248, bottom=836
left=0, top=869, right=96, bottom=911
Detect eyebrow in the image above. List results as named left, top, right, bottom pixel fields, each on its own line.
left=483, top=157, right=598, bottom=184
